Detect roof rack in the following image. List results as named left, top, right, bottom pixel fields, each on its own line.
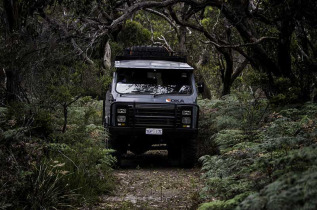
left=115, top=46, right=187, bottom=63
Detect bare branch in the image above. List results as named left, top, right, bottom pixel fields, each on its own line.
left=71, top=38, right=94, bottom=65
left=39, top=10, right=95, bottom=65
left=66, top=94, right=82, bottom=107
left=145, top=8, right=179, bottom=34
left=205, top=36, right=278, bottom=49
left=158, top=35, right=174, bottom=52
left=212, top=4, right=223, bottom=32
left=169, top=6, right=219, bottom=44
left=231, top=58, right=249, bottom=83
left=97, top=1, right=113, bottom=21
left=109, top=0, right=202, bottom=30
left=145, top=12, right=174, bottom=52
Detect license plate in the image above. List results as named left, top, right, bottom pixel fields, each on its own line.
left=146, top=128, right=163, bottom=135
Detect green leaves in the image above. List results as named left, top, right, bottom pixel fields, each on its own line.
left=214, top=129, right=247, bottom=153
left=237, top=169, right=317, bottom=210
left=199, top=95, right=317, bottom=209
left=118, top=20, right=151, bottom=47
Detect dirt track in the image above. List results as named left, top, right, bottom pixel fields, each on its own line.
left=99, top=150, right=203, bottom=209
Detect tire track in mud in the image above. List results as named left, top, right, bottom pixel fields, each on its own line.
left=99, top=150, right=204, bottom=209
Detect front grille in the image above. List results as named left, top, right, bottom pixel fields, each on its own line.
left=128, top=104, right=179, bottom=127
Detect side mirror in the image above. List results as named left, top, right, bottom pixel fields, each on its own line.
left=197, top=82, right=204, bottom=94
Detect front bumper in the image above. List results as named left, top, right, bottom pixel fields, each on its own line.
left=109, top=102, right=199, bottom=128
left=109, top=127, right=198, bottom=137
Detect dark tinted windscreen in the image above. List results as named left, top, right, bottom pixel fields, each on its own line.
left=116, top=69, right=192, bottom=95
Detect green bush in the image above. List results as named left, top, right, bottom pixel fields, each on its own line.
left=0, top=98, right=115, bottom=209
left=118, top=20, right=152, bottom=47
left=237, top=168, right=317, bottom=210
left=199, top=193, right=249, bottom=210
left=47, top=98, right=115, bottom=204
left=23, top=162, right=78, bottom=209
left=198, top=94, right=317, bottom=209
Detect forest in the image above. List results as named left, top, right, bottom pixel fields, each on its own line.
left=0, top=0, right=317, bottom=209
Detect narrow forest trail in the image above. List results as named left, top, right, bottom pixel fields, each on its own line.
left=99, top=151, right=204, bottom=209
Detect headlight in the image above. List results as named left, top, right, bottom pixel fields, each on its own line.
left=182, top=110, right=191, bottom=115
left=117, top=115, right=126, bottom=122
left=182, top=117, right=191, bottom=125
left=117, top=108, right=127, bottom=114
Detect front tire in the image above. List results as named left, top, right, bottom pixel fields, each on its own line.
left=108, top=135, right=127, bottom=167
left=168, top=140, right=181, bottom=166
left=180, top=137, right=197, bottom=168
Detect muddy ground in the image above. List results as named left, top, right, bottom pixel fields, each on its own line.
left=98, top=150, right=204, bottom=209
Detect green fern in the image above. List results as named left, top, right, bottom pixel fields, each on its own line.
left=237, top=168, right=317, bottom=210
left=198, top=96, right=317, bottom=210
left=199, top=193, right=251, bottom=210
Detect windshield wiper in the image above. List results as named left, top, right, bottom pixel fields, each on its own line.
left=131, top=90, right=153, bottom=94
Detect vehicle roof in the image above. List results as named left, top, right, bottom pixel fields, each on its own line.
left=114, top=60, right=194, bottom=70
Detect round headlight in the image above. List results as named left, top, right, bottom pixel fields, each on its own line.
left=182, top=117, right=191, bottom=125
left=117, top=115, right=126, bottom=122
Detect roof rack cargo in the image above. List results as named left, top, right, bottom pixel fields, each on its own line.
left=115, top=46, right=187, bottom=63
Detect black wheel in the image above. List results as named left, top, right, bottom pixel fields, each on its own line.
left=180, top=137, right=197, bottom=168
left=168, top=140, right=181, bottom=166
left=108, top=135, right=127, bottom=167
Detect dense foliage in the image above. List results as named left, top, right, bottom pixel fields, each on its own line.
left=198, top=95, right=317, bottom=209
left=0, top=98, right=115, bottom=209
left=1, top=0, right=317, bottom=209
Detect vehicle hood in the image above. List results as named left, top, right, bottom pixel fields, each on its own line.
left=112, top=92, right=197, bottom=104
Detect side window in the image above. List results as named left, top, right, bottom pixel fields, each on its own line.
left=117, top=73, right=125, bottom=83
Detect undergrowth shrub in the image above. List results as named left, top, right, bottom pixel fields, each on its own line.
left=198, top=94, right=317, bottom=210
left=24, top=162, right=78, bottom=209
left=237, top=168, right=317, bottom=210
left=0, top=105, right=48, bottom=209
left=48, top=124, right=115, bottom=203
left=0, top=97, right=115, bottom=209
left=47, top=97, right=115, bottom=204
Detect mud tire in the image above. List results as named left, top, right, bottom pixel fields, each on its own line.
left=180, top=137, right=197, bottom=168
left=108, top=135, right=127, bottom=167
left=168, top=141, right=181, bottom=166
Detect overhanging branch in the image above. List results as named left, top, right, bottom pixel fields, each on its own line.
left=144, top=8, right=179, bottom=34
left=205, top=36, right=278, bottom=49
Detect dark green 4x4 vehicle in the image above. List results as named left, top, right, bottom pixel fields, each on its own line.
left=104, top=46, right=199, bottom=167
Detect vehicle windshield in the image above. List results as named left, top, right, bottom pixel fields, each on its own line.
left=116, top=68, right=192, bottom=95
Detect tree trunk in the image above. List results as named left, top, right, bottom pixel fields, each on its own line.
left=103, top=39, right=112, bottom=71
left=221, top=5, right=280, bottom=78
left=5, top=69, right=20, bottom=103
left=179, top=26, right=187, bottom=56
left=178, top=2, right=188, bottom=56
left=62, top=104, right=68, bottom=133
left=3, top=0, right=20, bottom=31
left=221, top=51, right=234, bottom=96
left=278, top=18, right=294, bottom=79
left=196, top=50, right=212, bottom=99
left=202, top=77, right=212, bottom=99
